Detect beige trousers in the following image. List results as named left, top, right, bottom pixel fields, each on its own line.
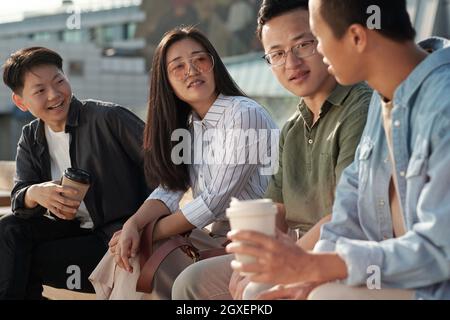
left=90, top=228, right=226, bottom=300
left=172, top=254, right=278, bottom=300
left=308, top=282, right=415, bottom=300
left=172, top=253, right=234, bottom=300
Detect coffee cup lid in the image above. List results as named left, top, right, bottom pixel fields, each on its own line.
left=64, top=168, right=91, bottom=184
left=226, top=198, right=277, bottom=218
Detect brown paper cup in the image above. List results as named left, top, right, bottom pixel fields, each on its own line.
left=60, top=175, right=90, bottom=220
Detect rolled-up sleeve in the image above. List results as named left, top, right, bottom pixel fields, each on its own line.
left=147, top=186, right=184, bottom=213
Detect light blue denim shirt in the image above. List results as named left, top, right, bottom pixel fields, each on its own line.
left=314, top=37, right=450, bottom=300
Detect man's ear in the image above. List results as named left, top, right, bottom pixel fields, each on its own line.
left=347, top=24, right=368, bottom=54
left=12, top=92, right=28, bottom=112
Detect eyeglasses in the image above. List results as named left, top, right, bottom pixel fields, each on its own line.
left=263, top=40, right=317, bottom=67
left=167, top=52, right=215, bottom=81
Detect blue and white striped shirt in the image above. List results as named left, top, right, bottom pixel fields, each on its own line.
left=148, top=94, right=279, bottom=229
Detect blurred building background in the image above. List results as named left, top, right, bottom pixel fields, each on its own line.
left=0, top=0, right=449, bottom=160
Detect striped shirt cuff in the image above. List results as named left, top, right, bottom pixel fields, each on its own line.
left=147, top=187, right=184, bottom=213
left=181, top=196, right=215, bottom=229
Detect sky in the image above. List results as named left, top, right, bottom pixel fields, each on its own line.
left=0, top=0, right=136, bottom=23
left=2, top=0, right=65, bottom=21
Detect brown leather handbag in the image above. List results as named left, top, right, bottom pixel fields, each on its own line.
left=136, top=212, right=229, bottom=294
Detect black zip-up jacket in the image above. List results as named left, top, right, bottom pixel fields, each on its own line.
left=11, top=97, right=150, bottom=240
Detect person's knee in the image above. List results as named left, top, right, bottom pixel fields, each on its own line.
left=242, top=282, right=274, bottom=300
left=307, top=284, right=327, bottom=300
left=172, top=262, right=205, bottom=300
left=307, top=282, right=347, bottom=300
left=0, top=214, right=31, bottom=244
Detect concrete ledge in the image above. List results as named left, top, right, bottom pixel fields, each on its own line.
left=43, top=286, right=97, bottom=300
left=0, top=161, right=15, bottom=191
left=0, top=190, right=11, bottom=207
left=0, top=206, right=11, bottom=216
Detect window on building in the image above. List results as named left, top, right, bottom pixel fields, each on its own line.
left=33, top=32, right=51, bottom=41
left=62, top=29, right=90, bottom=42
left=63, top=30, right=82, bottom=42
left=126, top=23, right=137, bottom=39
left=102, top=25, right=125, bottom=43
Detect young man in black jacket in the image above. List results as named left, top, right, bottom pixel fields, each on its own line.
left=0, top=47, right=149, bottom=299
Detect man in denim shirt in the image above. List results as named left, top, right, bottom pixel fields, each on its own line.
left=227, top=0, right=450, bottom=300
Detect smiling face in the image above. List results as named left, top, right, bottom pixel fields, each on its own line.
left=166, top=38, right=217, bottom=109
left=13, top=64, right=72, bottom=132
left=260, top=8, right=334, bottom=98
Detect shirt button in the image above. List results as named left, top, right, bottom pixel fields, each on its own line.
left=379, top=200, right=385, bottom=206
left=400, top=171, right=406, bottom=177
left=308, top=139, right=314, bottom=145
left=394, top=120, right=401, bottom=127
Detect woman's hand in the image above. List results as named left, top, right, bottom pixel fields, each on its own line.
left=114, top=220, right=141, bottom=273
left=108, top=230, right=122, bottom=255
left=26, top=181, right=80, bottom=220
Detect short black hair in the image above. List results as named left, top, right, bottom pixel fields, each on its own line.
left=319, top=0, right=416, bottom=41
left=257, top=0, right=309, bottom=40
left=2, top=47, right=63, bottom=93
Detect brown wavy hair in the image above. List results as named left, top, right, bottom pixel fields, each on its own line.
left=144, top=26, right=246, bottom=191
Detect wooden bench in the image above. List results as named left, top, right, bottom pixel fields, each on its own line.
left=0, top=161, right=14, bottom=216
left=42, top=286, right=96, bottom=300
left=0, top=206, right=11, bottom=216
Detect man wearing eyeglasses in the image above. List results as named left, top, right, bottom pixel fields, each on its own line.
left=172, top=0, right=372, bottom=300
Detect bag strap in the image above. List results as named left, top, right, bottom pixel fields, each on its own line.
left=136, top=212, right=198, bottom=293
left=136, top=235, right=194, bottom=293
left=136, top=212, right=230, bottom=293
left=138, top=212, right=169, bottom=268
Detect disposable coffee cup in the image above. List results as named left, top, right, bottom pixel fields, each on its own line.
left=226, top=198, right=277, bottom=275
left=60, top=168, right=91, bottom=219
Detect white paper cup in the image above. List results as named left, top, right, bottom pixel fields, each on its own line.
left=226, top=198, right=277, bottom=275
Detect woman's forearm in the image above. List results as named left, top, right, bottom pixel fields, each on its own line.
left=127, top=199, right=195, bottom=242
left=296, top=214, right=332, bottom=250
left=127, top=199, right=171, bottom=231
left=153, top=211, right=195, bottom=241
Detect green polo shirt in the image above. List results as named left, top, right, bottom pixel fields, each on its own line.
left=265, top=83, right=372, bottom=235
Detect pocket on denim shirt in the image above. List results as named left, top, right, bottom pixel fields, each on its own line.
left=406, top=138, right=429, bottom=179
left=406, top=155, right=427, bottom=178
left=358, top=138, right=374, bottom=190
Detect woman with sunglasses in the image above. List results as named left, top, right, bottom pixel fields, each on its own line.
left=91, top=27, right=278, bottom=299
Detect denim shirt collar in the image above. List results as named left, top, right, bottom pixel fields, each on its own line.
left=394, top=37, right=450, bottom=107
